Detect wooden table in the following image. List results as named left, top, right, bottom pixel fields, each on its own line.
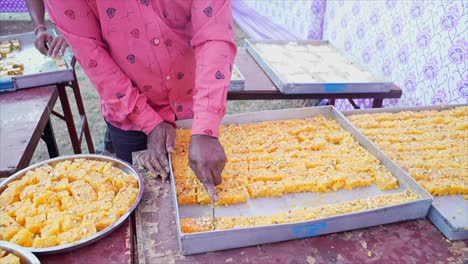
left=0, top=86, right=59, bottom=177
left=136, top=177, right=468, bottom=264
left=230, top=48, right=402, bottom=108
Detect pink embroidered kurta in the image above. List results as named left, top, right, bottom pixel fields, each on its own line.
left=45, top=0, right=237, bottom=137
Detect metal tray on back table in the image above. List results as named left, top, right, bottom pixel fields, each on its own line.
left=245, top=39, right=392, bottom=94
left=169, top=105, right=432, bottom=255
left=0, top=30, right=74, bottom=93
left=343, top=104, right=468, bottom=241
left=229, top=64, right=245, bottom=91
left=0, top=154, right=144, bottom=254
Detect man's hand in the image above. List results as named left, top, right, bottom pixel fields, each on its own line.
left=143, top=122, right=176, bottom=180
left=34, top=29, right=68, bottom=57
left=189, top=135, right=226, bottom=202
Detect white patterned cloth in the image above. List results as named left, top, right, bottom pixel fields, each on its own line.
left=325, top=0, right=467, bottom=109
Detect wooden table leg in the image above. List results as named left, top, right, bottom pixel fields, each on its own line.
left=373, top=98, right=384, bottom=108
left=41, top=119, right=59, bottom=158
left=70, top=75, right=95, bottom=153
left=57, top=83, right=82, bottom=154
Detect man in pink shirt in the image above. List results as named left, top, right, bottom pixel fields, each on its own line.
left=44, top=0, right=237, bottom=201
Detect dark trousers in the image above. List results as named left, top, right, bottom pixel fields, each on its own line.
left=106, top=122, right=147, bottom=164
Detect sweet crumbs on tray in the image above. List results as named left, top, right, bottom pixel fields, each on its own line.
left=172, top=115, right=399, bottom=206
left=0, top=159, right=139, bottom=248
left=348, top=106, right=468, bottom=196
left=180, top=190, right=420, bottom=233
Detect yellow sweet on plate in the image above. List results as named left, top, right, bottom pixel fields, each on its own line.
left=0, top=159, right=139, bottom=248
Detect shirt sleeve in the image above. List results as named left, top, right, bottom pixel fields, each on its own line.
left=45, top=0, right=163, bottom=134
left=190, top=0, right=237, bottom=138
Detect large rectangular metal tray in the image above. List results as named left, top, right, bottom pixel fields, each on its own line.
left=169, top=106, right=432, bottom=255
left=245, top=39, right=392, bottom=94
left=0, top=154, right=144, bottom=254
left=229, top=64, right=245, bottom=91
left=0, top=30, right=74, bottom=93
left=343, top=104, right=468, bottom=240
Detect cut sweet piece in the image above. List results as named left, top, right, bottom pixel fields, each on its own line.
left=19, top=185, right=37, bottom=201
left=195, top=185, right=212, bottom=205
left=41, top=222, right=61, bottom=237
left=69, top=180, right=97, bottom=203
left=33, top=236, right=59, bottom=248
left=248, top=169, right=283, bottom=182
left=0, top=181, right=23, bottom=207
left=62, top=193, right=80, bottom=210
left=247, top=181, right=284, bottom=198
left=374, top=171, right=399, bottom=191
left=61, top=214, right=81, bottom=232
left=113, top=186, right=139, bottom=214
left=79, top=222, right=97, bottom=239
left=13, top=201, right=37, bottom=226
left=270, top=208, right=307, bottom=224
left=216, top=187, right=249, bottom=205
left=25, top=213, right=47, bottom=234
left=0, top=213, right=22, bottom=240
left=315, top=175, right=335, bottom=192
left=82, top=210, right=118, bottom=231
left=180, top=217, right=214, bottom=233
left=344, top=173, right=374, bottom=190
left=57, top=227, right=81, bottom=245
left=177, top=185, right=197, bottom=205
left=33, top=191, right=58, bottom=206
left=282, top=176, right=317, bottom=193
left=10, top=228, right=34, bottom=247
left=214, top=217, right=235, bottom=230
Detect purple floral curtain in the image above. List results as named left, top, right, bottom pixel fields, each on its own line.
left=233, top=0, right=326, bottom=40
left=0, top=0, right=28, bottom=12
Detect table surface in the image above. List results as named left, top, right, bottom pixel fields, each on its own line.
left=0, top=86, right=58, bottom=177
left=228, top=48, right=402, bottom=101
left=135, top=175, right=468, bottom=264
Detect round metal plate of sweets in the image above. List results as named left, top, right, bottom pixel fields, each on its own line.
left=0, top=154, right=144, bottom=254
left=0, top=241, right=41, bottom=264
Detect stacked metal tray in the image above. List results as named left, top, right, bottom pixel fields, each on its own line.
left=245, top=39, right=392, bottom=94
left=0, top=30, right=74, bottom=93
left=169, top=106, right=432, bottom=255
left=229, top=64, right=245, bottom=91
left=344, top=104, right=468, bottom=241
left=0, top=154, right=144, bottom=254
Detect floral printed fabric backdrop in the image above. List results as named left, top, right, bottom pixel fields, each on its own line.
left=235, top=0, right=467, bottom=109
left=322, top=0, right=467, bottom=109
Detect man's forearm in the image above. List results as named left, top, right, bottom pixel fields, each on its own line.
left=25, top=0, right=46, bottom=27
